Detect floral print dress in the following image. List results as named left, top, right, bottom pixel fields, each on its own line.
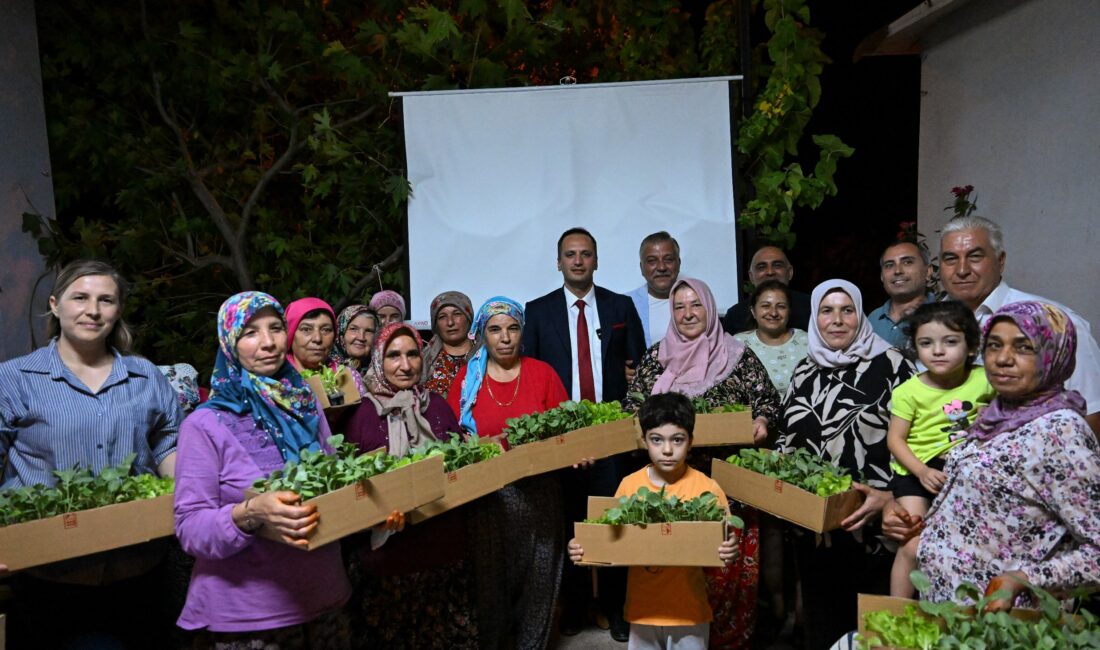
left=424, top=351, right=468, bottom=397
left=623, top=342, right=781, bottom=421
left=918, top=408, right=1100, bottom=604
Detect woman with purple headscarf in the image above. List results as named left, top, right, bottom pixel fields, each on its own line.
left=775, top=279, right=916, bottom=649
left=896, top=301, right=1100, bottom=607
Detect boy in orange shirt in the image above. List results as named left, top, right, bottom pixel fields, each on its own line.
left=568, top=392, right=740, bottom=649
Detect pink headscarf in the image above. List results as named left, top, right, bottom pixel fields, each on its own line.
left=284, top=297, right=338, bottom=370
left=653, top=277, right=746, bottom=397
left=806, top=279, right=892, bottom=368
left=369, top=290, right=406, bottom=320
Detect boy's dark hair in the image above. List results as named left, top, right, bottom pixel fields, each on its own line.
left=902, top=300, right=981, bottom=363
left=638, top=392, right=695, bottom=439
left=557, top=227, right=598, bottom=257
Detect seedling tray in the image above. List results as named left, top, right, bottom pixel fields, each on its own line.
left=408, top=448, right=530, bottom=523
left=0, top=494, right=175, bottom=571
left=250, top=454, right=444, bottom=550
left=573, top=496, right=726, bottom=567
left=514, top=419, right=641, bottom=478
left=711, top=458, right=862, bottom=532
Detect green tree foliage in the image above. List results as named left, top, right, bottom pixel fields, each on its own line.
left=736, top=0, right=854, bottom=248
left=28, top=0, right=844, bottom=365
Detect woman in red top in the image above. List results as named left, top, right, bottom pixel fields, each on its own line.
left=445, top=297, right=568, bottom=650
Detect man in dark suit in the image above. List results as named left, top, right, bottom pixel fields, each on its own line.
left=523, top=227, right=645, bottom=641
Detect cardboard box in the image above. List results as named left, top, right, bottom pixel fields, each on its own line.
left=305, top=367, right=362, bottom=413
left=573, top=496, right=726, bottom=567
left=516, top=419, right=641, bottom=478
left=856, top=594, right=1043, bottom=648
left=710, top=458, right=863, bottom=532
left=633, top=411, right=754, bottom=448
left=0, top=494, right=175, bottom=572
left=252, top=454, right=444, bottom=550
left=407, top=446, right=531, bottom=524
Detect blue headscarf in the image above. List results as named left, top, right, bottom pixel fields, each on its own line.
left=458, top=296, right=526, bottom=435
left=201, top=291, right=322, bottom=462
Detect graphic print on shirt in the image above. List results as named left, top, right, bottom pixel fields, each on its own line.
left=941, top=399, right=974, bottom=438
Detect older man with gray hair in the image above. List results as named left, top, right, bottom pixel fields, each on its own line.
left=940, top=215, right=1100, bottom=434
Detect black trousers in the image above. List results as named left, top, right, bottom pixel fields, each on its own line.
left=792, top=531, right=893, bottom=650
left=559, top=452, right=641, bottom=623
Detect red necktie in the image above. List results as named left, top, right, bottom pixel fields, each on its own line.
left=576, top=299, right=596, bottom=402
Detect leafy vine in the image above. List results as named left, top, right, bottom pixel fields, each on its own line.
left=737, top=0, right=854, bottom=248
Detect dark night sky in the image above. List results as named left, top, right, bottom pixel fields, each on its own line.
left=704, top=0, right=923, bottom=307
left=795, top=2, right=923, bottom=308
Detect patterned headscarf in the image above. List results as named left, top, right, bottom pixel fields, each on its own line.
left=457, top=297, right=525, bottom=435
left=369, top=290, right=407, bottom=320
left=361, top=322, right=437, bottom=456
left=807, top=279, right=893, bottom=368
left=201, top=292, right=321, bottom=462
left=284, top=297, right=338, bottom=371
left=653, top=278, right=746, bottom=397
left=157, top=363, right=201, bottom=414
left=330, top=304, right=374, bottom=368
left=970, top=301, right=1086, bottom=441
left=421, top=291, right=479, bottom=383
left=364, top=322, right=427, bottom=398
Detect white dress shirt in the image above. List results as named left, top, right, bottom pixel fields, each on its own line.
left=647, top=294, right=671, bottom=346
left=973, top=281, right=1100, bottom=415
left=564, top=286, right=603, bottom=402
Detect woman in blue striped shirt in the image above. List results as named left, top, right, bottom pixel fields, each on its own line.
left=0, top=259, right=183, bottom=648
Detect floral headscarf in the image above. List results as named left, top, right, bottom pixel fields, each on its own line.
left=457, top=297, right=525, bottom=435
left=653, top=278, right=746, bottom=397
left=369, top=290, right=406, bottom=320
left=807, top=279, right=892, bottom=368
left=158, top=363, right=201, bottom=414
left=201, top=291, right=321, bottom=462
left=330, top=304, right=374, bottom=368
left=970, top=301, right=1086, bottom=441
left=364, top=322, right=427, bottom=398
left=361, top=322, right=437, bottom=456
left=421, top=291, right=479, bottom=383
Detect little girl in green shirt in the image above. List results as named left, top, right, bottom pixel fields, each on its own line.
left=886, top=301, right=994, bottom=598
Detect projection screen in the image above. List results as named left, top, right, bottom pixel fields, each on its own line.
left=395, top=77, right=741, bottom=326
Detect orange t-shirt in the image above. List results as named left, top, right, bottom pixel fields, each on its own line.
left=617, top=465, right=729, bottom=626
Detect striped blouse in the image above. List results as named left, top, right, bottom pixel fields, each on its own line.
left=0, top=339, right=182, bottom=489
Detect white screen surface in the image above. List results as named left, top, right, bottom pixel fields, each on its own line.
left=399, top=78, right=739, bottom=325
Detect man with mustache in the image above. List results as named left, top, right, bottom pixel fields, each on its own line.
left=626, top=231, right=682, bottom=347
left=867, top=240, right=934, bottom=349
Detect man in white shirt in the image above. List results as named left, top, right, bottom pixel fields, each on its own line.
left=940, top=215, right=1100, bottom=434
left=626, top=231, right=681, bottom=347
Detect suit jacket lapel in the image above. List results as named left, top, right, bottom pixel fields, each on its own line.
left=595, top=286, right=613, bottom=362
left=550, top=289, right=571, bottom=354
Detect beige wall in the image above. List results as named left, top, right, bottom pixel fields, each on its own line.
left=917, top=0, right=1100, bottom=327
left=0, top=0, right=54, bottom=361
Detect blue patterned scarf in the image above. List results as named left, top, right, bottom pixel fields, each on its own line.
left=201, top=291, right=321, bottom=462
left=458, top=297, right=525, bottom=435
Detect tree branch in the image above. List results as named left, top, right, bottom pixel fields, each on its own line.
left=141, top=0, right=253, bottom=289
left=334, top=244, right=405, bottom=313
